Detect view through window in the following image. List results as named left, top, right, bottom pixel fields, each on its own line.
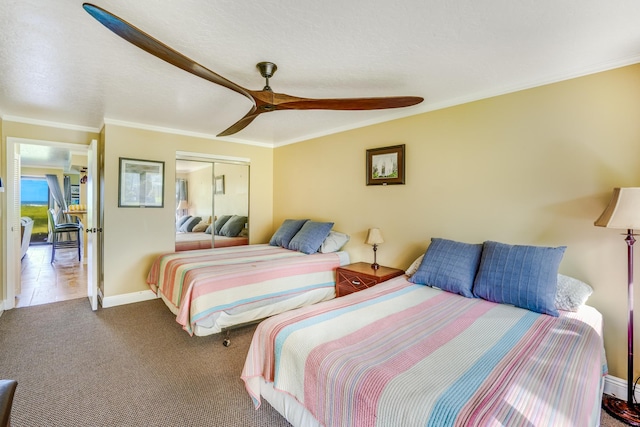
left=21, top=177, right=50, bottom=244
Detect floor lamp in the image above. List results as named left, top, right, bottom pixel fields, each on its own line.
left=595, top=187, right=640, bottom=426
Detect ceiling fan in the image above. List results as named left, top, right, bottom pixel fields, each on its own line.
left=82, top=3, right=424, bottom=137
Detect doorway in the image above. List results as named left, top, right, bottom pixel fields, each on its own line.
left=4, top=137, right=99, bottom=310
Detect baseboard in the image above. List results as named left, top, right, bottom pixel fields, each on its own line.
left=604, top=374, right=640, bottom=402
left=100, top=289, right=158, bottom=308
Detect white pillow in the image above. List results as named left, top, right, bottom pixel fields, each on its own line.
left=555, top=274, right=593, bottom=312
left=319, top=231, right=350, bottom=253
left=405, top=254, right=424, bottom=278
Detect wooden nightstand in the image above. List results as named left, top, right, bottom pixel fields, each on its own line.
left=336, top=262, right=405, bottom=297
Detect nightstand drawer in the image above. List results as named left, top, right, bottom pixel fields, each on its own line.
left=337, top=270, right=378, bottom=294
left=335, top=262, right=405, bottom=297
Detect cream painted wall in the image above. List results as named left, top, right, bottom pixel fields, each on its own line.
left=186, top=164, right=214, bottom=219
left=273, top=64, right=640, bottom=381
left=21, top=166, right=63, bottom=181
left=102, top=124, right=273, bottom=299
left=214, top=162, right=249, bottom=217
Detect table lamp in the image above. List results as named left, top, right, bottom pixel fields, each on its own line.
left=177, top=200, right=189, bottom=217
left=366, top=228, right=384, bottom=270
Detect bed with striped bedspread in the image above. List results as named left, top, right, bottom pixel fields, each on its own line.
left=242, top=276, right=606, bottom=427
left=146, top=244, right=342, bottom=335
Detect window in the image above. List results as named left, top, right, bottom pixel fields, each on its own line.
left=21, top=177, right=50, bottom=244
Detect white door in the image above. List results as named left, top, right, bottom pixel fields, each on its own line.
left=12, top=154, right=21, bottom=298
left=86, top=139, right=99, bottom=311
left=5, top=151, right=21, bottom=308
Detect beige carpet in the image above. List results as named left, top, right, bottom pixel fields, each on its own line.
left=0, top=297, right=627, bottom=426
left=0, top=298, right=290, bottom=426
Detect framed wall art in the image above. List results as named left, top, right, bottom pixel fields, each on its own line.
left=118, top=157, right=165, bottom=207
left=214, top=175, right=225, bottom=195
left=366, top=144, right=405, bottom=186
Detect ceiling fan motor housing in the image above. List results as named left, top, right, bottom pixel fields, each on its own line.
left=257, top=62, right=277, bottom=91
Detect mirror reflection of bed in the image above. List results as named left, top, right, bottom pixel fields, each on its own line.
left=175, top=158, right=249, bottom=252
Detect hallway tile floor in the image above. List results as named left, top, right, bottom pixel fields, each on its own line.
left=17, top=244, right=87, bottom=307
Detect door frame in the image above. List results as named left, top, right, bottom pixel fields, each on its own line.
left=3, top=137, right=96, bottom=310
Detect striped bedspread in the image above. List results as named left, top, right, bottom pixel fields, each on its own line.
left=147, top=244, right=306, bottom=297
left=242, top=276, right=606, bottom=427
left=146, top=244, right=341, bottom=335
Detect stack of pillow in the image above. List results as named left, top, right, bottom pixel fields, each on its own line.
left=406, top=238, right=593, bottom=316
left=269, top=219, right=350, bottom=254
left=205, top=215, right=247, bottom=237
left=176, top=215, right=204, bottom=232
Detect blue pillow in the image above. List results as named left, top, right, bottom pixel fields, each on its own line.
left=176, top=215, right=191, bottom=229
left=408, top=238, right=482, bottom=298
left=179, top=216, right=201, bottom=232
left=288, top=221, right=334, bottom=254
left=213, top=215, right=233, bottom=235
left=269, top=219, right=309, bottom=249
left=219, top=215, right=247, bottom=237
left=473, top=241, right=566, bottom=317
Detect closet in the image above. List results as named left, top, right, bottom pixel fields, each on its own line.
left=175, top=154, right=249, bottom=250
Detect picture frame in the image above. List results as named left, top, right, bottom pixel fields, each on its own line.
left=214, top=175, right=225, bottom=195
left=366, top=144, right=405, bottom=186
left=118, top=157, right=165, bottom=208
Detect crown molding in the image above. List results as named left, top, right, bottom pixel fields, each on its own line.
left=103, top=118, right=274, bottom=148
left=1, top=115, right=101, bottom=133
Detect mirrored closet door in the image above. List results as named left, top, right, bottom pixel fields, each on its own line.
left=175, top=156, right=249, bottom=252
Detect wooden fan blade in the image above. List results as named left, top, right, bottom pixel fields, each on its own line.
left=216, top=107, right=263, bottom=137
left=273, top=95, right=424, bottom=111
left=82, top=3, right=252, bottom=101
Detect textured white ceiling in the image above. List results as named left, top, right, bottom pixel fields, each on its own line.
left=2, top=0, right=640, bottom=148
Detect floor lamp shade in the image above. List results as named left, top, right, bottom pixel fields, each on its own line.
left=596, top=187, right=640, bottom=425
left=595, top=188, right=640, bottom=229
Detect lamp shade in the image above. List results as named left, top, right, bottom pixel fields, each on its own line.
left=177, top=200, right=189, bottom=210
left=595, top=187, right=640, bottom=229
left=365, top=228, right=384, bottom=245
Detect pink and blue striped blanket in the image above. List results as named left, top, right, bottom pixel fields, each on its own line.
left=147, top=244, right=341, bottom=335
left=242, top=276, right=606, bottom=427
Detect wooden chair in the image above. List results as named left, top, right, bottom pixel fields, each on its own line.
left=0, top=380, right=17, bottom=427
left=47, top=209, right=82, bottom=263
